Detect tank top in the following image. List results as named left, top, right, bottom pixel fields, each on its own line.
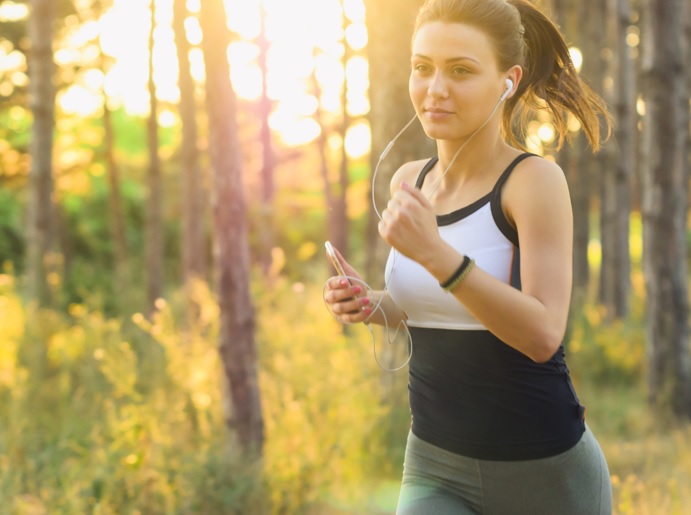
left=385, top=153, right=586, bottom=461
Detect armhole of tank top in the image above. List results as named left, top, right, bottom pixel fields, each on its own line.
left=414, top=157, right=439, bottom=189
left=489, top=152, right=538, bottom=248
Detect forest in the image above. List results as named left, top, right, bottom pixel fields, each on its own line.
left=1, top=0, right=691, bottom=513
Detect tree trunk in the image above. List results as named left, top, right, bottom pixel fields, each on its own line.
left=199, top=0, right=264, bottom=453
left=640, top=0, right=691, bottom=418
left=600, top=0, right=633, bottom=319
left=173, top=0, right=205, bottom=292
left=146, top=0, right=164, bottom=313
left=257, top=2, right=275, bottom=275
left=363, top=0, right=433, bottom=282
left=27, top=0, right=56, bottom=307
left=103, top=97, right=129, bottom=297
left=310, top=50, right=337, bottom=252
left=333, top=2, right=351, bottom=261
left=553, top=0, right=589, bottom=306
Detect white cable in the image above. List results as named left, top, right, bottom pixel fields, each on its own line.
left=327, top=93, right=506, bottom=372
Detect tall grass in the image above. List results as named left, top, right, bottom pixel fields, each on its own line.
left=1, top=263, right=690, bottom=514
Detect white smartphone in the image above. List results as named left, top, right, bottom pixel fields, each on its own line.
left=324, top=241, right=347, bottom=277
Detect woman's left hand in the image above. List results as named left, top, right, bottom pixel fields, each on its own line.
left=378, top=182, right=443, bottom=264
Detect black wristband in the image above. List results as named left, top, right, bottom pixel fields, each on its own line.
left=439, top=255, right=471, bottom=290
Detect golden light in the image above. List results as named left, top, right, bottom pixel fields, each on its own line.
left=184, top=16, right=203, bottom=45
left=48, top=0, right=370, bottom=147
left=59, top=85, right=102, bottom=116
left=344, top=0, right=366, bottom=22
left=345, top=23, right=368, bottom=51
left=345, top=122, right=371, bottom=158
left=158, top=109, right=178, bottom=128
left=569, top=47, right=583, bottom=73
left=0, top=1, right=28, bottom=22
left=636, top=96, right=646, bottom=116
left=226, top=0, right=261, bottom=40
left=537, top=123, right=555, bottom=144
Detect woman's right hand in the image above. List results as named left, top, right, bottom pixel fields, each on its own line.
left=324, top=247, right=373, bottom=324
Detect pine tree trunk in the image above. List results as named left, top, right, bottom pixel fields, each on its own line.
left=363, top=0, right=433, bottom=282
left=146, top=0, right=164, bottom=313
left=600, top=0, right=633, bottom=319
left=257, top=4, right=275, bottom=275
left=103, top=99, right=129, bottom=296
left=173, top=0, right=205, bottom=290
left=199, top=0, right=264, bottom=452
left=640, top=0, right=691, bottom=418
left=552, top=0, right=589, bottom=311
left=334, top=4, right=351, bottom=261
left=27, top=0, right=55, bottom=306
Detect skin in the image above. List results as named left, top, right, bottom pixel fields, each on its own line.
left=325, top=22, right=573, bottom=363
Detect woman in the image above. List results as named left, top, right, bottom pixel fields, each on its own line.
left=324, top=0, right=612, bottom=513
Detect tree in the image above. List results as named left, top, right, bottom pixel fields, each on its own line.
left=256, top=0, right=275, bottom=274
left=363, top=0, right=433, bottom=281
left=599, top=0, right=634, bottom=319
left=551, top=0, right=590, bottom=313
left=146, top=0, right=164, bottom=313
left=173, top=0, right=205, bottom=293
left=26, top=0, right=56, bottom=306
left=199, top=0, right=264, bottom=452
left=640, top=0, right=691, bottom=417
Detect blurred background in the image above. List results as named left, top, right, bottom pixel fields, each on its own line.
left=1, top=0, right=690, bottom=513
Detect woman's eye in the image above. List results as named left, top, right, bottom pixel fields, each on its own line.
left=413, top=64, right=431, bottom=73
left=452, top=67, right=469, bottom=75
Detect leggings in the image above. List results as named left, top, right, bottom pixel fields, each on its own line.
left=396, top=426, right=612, bottom=515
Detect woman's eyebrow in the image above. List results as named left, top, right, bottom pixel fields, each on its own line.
left=412, top=54, right=480, bottom=65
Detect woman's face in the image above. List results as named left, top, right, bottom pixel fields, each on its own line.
left=410, top=21, right=507, bottom=141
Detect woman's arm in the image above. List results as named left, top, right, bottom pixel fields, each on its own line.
left=379, top=158, right=572, bottom=362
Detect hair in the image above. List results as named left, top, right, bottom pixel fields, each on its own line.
left=413, top=0, right=612, bottom=152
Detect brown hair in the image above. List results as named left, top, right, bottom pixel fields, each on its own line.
left=413, top=0, right=611, bottom=151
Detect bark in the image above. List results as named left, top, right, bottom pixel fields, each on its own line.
left=333, top=4, right=351, bottom=261
left=146, top=0, right=164, bottom=313
left=27, top=0, right=56, bottom=306
left=103, top=97, right=129, bottom=295
left=257, top=3, right=275, bottom=275
left=199, top=0, right=264, bottom=452
left=640, top=0, right=691, bottom=418
left=599, top=0, right=633, bottom=319
left=173, top=0, right=205, bottom=289
left=363, top=0, right=434, bottom=282
left=553, top=0, right=589, bottom=304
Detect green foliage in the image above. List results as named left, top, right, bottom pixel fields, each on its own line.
left=567, top=275, right=647, bottom=386
left=0, top=274, right=267, bottom=514
left=255, top=261, right=398, bottom=513
left=0, top=189, right=24, bottom=268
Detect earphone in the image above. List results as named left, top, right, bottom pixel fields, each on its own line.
left=500, top=78, right=514, bottom=102
left=325, top=76, right=515, bottom=371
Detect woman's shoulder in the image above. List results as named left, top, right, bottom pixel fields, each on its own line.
left=390, top=158, right=434, bottom=195
left=502, top=154, right=570, bottom=225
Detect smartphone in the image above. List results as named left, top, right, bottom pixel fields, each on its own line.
left=325, top=241, right=359, bottom=314
left=325, top=241, right=347, bottom=277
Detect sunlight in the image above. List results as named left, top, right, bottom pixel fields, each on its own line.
left=61, top=0, right=368, bottom=145
left=569, top=47, right=583, bottom=73
left=344, top=122, right=371, bottom=158
left=59, top=85, right=103, bottom=116
left=0, top=1, right=28, bottom=22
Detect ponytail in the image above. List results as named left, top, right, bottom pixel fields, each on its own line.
left=413, top=0, right=612, bottom=152
left=505, top=0, right=612, bottom=151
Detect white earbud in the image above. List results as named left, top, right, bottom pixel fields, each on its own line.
left=500, top=78, right=514, bottom=102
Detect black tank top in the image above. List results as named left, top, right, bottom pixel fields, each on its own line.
left=405, top=154, right=586, bottom=461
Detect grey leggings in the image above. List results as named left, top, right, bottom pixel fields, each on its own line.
left=396, top=426, right=612, bottom=514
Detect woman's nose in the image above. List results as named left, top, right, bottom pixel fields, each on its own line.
left=427, top=72, right=449, bottom=99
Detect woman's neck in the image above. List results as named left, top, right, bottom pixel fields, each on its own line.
left=435, top=131, right=512, bottom=190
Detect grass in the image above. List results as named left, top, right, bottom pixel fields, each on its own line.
left=1, top=268, right=691, bottom=514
